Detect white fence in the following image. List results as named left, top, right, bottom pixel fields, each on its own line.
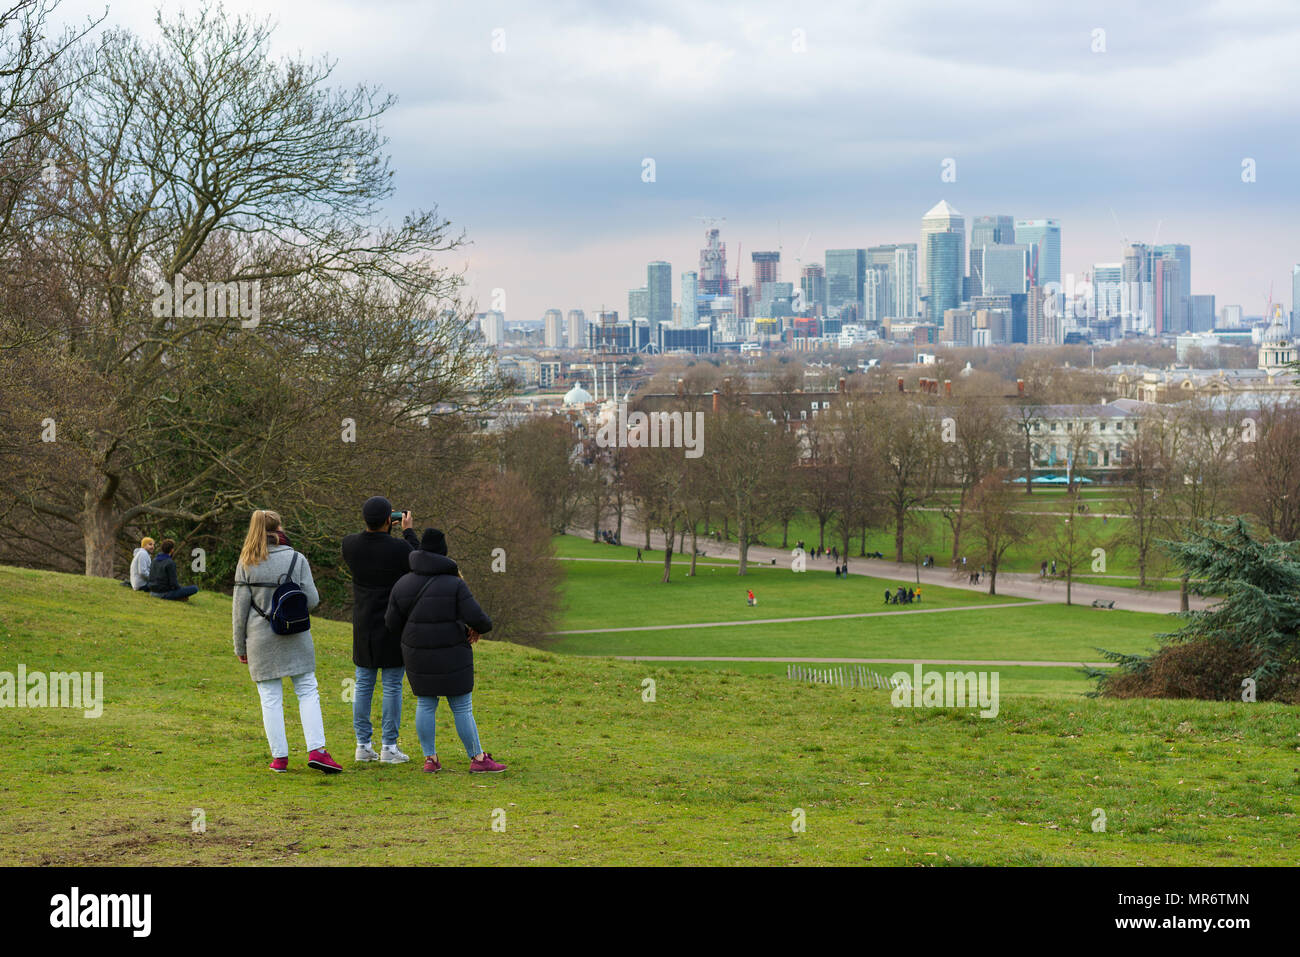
left=786, top=664, right=903, bottom=689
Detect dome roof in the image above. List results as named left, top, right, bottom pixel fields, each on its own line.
left=563, top=383, right=593, bottom=406
left=1262, top=319, right=1290, bottom=344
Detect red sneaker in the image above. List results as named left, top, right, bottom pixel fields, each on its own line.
left=469, top=752, right=506, bottom=773
left=269, top=756, right=288, bottom=773
left=422, top=756, right=442, bottom=773
left=307, top=749, right=343, bottom=774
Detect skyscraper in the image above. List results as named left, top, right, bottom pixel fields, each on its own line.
left=1153, top=258, right=1180, bottom=336
left=1293, top=265, right=1300, bottom=336
left=1123, top=243, right=1154, bottom=333
left=800, top=264, right=826, bottom=316
left=680, top=271, right=698, bottom=327
left=1153, top=244, right=1190, bottom=332
left=628, top=286, right=649, bottom=321
left=477, top=310, right=505, bottom=347
left=826, top=248, right=866, bottom=318
left=969, top=215, right=1014, bottom=297
left=982, top=245, right=1030, bottom=296
left=752, top=251, right=780, bottom=298
left=1014, top=219, right=1061, bottom=287
left=543, top=308, right=563, bottom=348
left=1093, top=264, right=1124, bottom=321
left=924, top=231, right=963, bottom=322
left=920, top=201, right=965, bottom=290
left=699, top=229, right=729, bottom=295
left=863, top=263, right=891, bottom=324
left=1189, top=294, right=1215, bottom=333
left=647, top=260, right=672, bottom=334
left=893, top=244, right=918, bottom=317
left=566, top=309, right=586, bottom=349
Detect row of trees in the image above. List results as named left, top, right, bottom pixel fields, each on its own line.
left=503, top=378, right=1300, bottom=606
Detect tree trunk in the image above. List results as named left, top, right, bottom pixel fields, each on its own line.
left=859, top=522, right=867, bottom=557
left=781, top=517, right=789, bottom=549
left=1024, top=434, right=1033, bottom=494
left=689, top=526, right=698, bottom=576
left=644, top=523, right=651, bottom=550
left=661, top=522, right=674, bottom=583
left=83, top=482, right=121, bottom=578
left=737, top=513, right=749, bottom=575
left=817, top=516, right=826, bottom=550
left=1179, top=574, right=1189, bottom=612
left=988, top=562, right=997, bottom=596
left=894, top=506, right=905, bottom=562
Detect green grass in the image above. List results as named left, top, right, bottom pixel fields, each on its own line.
left=551, top=603, right=1162, bottom=663
left=2, top=563, right=1297, bottom=865
left=757, top=505, right=1177, bottom=584
left=554, top=544, right=1027, bottom=632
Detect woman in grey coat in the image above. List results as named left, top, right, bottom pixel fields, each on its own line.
left=232, top=509, right=342, bottom=774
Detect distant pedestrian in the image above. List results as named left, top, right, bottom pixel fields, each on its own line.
left=746, top=588, right=756, bottom=606
left=1050, top=559, right=1056, bottom=576
left=636, top=548, right=643, bottom=562
left=1040, top=560, right=1047, bottom=578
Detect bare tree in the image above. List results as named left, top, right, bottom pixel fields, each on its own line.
left=967, top=469, right=1034, bottom=596
left=9, top=5, right=495, bottom=576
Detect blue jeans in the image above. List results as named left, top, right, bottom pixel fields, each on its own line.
left=353, top=666, right=404, bottom=747
left=151, top=586, right=198, bottom=600
left=415, top=693, right=482, bottom=759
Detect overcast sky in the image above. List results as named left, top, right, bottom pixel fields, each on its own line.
left=56, top=0, right=1300, bottom=322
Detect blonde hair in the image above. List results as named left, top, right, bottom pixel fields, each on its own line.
left=237, top=509, right=282, bottom=570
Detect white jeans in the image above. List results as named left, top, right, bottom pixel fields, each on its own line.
left=255, top=672, right=326, bottom=758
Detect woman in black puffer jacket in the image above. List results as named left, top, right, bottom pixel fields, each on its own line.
left=385, top=528, right=505, bottom=774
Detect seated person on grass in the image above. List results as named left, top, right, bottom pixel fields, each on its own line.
left=124, top=537, right=155, bottom=590
left=147, top=539, right=199, bottom=601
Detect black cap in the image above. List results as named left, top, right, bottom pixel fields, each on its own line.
left=421, top=528, right=448, bottom=555
left=363, top=496, right=392, bottom=529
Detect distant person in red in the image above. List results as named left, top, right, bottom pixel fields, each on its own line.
left=746, top=588, right=756, bottom=606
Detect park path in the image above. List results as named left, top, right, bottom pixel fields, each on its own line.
left=576, top=525, right=1212, bottom=615
left=594, top=654, right=1115, bottom=668
left=550, top=600, right=1039, bottom=635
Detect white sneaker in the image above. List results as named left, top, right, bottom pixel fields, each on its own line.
left=380, top=744, right=410, bottom=764
left=355, top=742, right=380, bottom=762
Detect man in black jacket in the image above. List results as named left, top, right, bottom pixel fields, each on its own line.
left=341, top=496, right=419, bottom=764
left=147, top=540, right=198, bottom=601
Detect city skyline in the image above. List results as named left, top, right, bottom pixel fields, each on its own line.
left=52, top=0, right=1300, bottom=324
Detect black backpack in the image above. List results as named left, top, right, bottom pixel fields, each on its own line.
left=237, top=552, right=311, bottom=636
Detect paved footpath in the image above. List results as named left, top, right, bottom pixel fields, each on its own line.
left=551, top=601, right=1039, bottom=635
left=594, top=655, right=1115, bottom=668
left=575, top=526, right=1212, bottom=615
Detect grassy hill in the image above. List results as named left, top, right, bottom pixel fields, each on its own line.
left=1, top=564, right=1297, bottom=865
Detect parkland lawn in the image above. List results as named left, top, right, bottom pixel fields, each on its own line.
left=1, top=559, right=1296, bottom=865
left=551, top=535, right=1165, bottom=695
